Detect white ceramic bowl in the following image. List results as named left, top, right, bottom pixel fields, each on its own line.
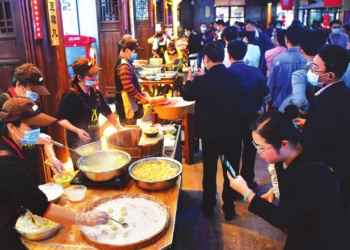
left=65, top=185, right=87, bottom=202
left=38, top=184, right=64, bottom=204
left=146, top=76, right=155, bottom=81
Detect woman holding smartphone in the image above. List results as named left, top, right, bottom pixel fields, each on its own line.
left=228, top=107, right=350, bottom=249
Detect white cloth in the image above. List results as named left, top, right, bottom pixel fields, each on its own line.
left=268, top=164, right=280, bottom=199
left=152, top=38, right=170, bottom=50
left=243, top=44, right=260, bottom=68
left=223, top=47, right=231, bottom=68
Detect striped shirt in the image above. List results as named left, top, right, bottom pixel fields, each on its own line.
left=117, top=63, right=139, bottom=97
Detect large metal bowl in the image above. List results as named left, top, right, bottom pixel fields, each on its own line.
left=16, top=224, right=62, bottom=241
left=129, top=157, right=182, bottom=191
left=76, top=150, right=131, bottom=182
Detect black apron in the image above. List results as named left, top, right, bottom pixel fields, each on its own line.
left=0, top=150, right=28, bottom=250
left=66, top=87, right=102, bottom=167
left=157, top=41, right=167, bottom=64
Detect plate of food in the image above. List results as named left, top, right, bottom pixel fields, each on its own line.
left=80, top=194, right=170, bottom=249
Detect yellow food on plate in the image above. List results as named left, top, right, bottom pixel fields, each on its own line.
left=143, top=127, right=159, bottom=134
left=131, top=159, right=180, bottom=181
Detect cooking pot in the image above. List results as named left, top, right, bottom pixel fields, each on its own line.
left=76, top=150, right=131, bottom=181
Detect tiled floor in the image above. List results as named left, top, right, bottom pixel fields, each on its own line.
left=172, top=151, right=287, bottom=250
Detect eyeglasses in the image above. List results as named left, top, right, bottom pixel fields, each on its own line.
left=252, top=141, right=273, bottom=155
left=309, top=63, right=326, bottom=74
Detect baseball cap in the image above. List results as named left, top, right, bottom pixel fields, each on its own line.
left=14, top=63, right=50, bottom=96
left=122, top=39, right=145, bottom=51
left=0, top=97, right=56, bottom=126
left=72, top=58, right=102, bottom=76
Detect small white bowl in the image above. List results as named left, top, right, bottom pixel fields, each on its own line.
left=146, top=76, right=155, bottom=81
left=65, top=185, right=87, bottom=202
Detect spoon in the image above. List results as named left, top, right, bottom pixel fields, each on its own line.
left=109, top=218, right=128, bottom=228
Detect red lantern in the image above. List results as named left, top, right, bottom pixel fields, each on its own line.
left=323, top=13, right=331, bottom=20
left=282, top=19, right=286, bottom=23
left=280, top=0, right=293, bottom=10
left=282, top=15, right=286, bottom=19
left=323, top=20, right=330, bottom=27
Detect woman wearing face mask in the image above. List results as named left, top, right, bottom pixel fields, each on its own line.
left=114, top=40, right=153, bottom=125
left=56, top=58, right=123, bottom=167
left=227, top=107, right=350, bottom=249
left=164, top=42, right=183, bottom=71
left=0, top=97, right=109, bottom=249
left=0, top=63, right=64, bottom=185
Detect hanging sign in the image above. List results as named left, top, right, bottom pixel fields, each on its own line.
left=280, top=0, right=293, bottom=10
left=31, top=0, right=43, bottom=39
left=324, top=0, right=342, bottom=7
left=46, top=0, right=59, bottom=46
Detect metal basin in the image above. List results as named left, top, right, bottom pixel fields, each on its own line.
left=129, top=157, right=182, bottom=191
left=76, top=150, right=131, bottom=182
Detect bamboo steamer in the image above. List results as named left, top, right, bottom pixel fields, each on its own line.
left=80, top=193, right=170, bottom=250
left=107, top=129, right=163, bottom=165
left=153, top=97, right=195, bottom=120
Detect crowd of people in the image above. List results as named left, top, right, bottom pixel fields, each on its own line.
left=2, top=18, right=350, bottom=249
left=182, top=19, right=350, bottom=249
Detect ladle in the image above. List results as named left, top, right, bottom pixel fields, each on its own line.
left=50, top=140, right=77, bottom=154
left=109, top=218, right=128, bottom=228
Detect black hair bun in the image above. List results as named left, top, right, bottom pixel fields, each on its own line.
left=283, top=105, right=299, bottom=120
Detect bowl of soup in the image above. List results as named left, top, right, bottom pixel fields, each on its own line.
left=129, top=157, right=182, bottom=191
left=76, top=150, right=131, bottom=182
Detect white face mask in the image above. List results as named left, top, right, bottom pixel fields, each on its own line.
left=200, top=27, right=206, bottom=33
left=307, top=70, right=327, bottom=87
left=332, top=28, right=341, bottom=35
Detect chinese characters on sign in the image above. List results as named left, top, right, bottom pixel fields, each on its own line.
left=31, top=0, right=43, bottom=39
left=46, top=0, right=59, bottom=46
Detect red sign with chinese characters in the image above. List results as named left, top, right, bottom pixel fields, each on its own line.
left=324, top=0, right=342, bottom=7
left=31, top=0, right=43, bottom=39
left=280, top=0, right=294, bottom=10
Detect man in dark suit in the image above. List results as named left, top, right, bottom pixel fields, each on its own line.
left=227, top=40, right=269, bottom=189
left=182, top=41, right=242, bottom=221
left=295, top=45, right=350, bottom=215
left=246, top=21, right=274, bottom=75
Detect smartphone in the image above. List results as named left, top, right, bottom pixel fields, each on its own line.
left=221, top=155, right=237, bottom=178
left=189, top=57, right=198, bottom=76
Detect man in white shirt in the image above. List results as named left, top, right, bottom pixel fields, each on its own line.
left=243, top=31, right=260, bottom=67
left=152, top=32, right=171, bottom=63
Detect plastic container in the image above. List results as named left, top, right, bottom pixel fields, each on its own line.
left=65, top=185, right=87, bottom=202
left=53, top=171, right=75, bottom=188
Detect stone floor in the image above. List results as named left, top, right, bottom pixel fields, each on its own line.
left=172, top=150, right=287, bottom=250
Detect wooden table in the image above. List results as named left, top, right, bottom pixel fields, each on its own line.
left=22, top=127, right=183, bottom=249
left=139, top=77, right=177, bottom=97
left=22, top=178, right=181, bottom=250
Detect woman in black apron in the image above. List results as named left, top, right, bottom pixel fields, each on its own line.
left=56, top=58, right=123, bottom=167
left=0, top=97, right=109, bottom=249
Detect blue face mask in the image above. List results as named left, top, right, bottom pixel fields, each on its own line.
left=22, top=86, right=39, bottom=101
left=129, top=53, right=137, bottom=62
left=15, top=127, right=40, bottom=145
left=83, top=80, right=96, bottom=87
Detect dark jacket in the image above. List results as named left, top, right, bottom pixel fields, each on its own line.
left=253, top=31, right=274, bottom=70
left=249, top=143, right=350, bottom=250
left=182, top=64, right=242, bottom=140
left=302, top=81, right=350, bottom=181
left=228, top=61, right=269, bottom=114
left=187, top=33, right=201, bottom=54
